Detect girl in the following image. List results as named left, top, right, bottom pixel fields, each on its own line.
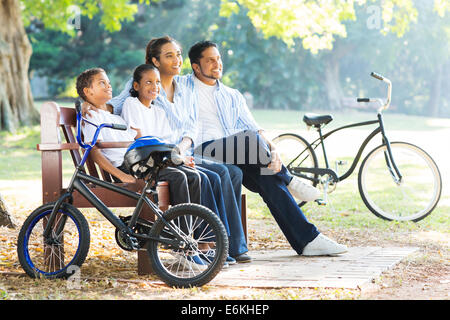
left=120, top=64, right=202, bottom=207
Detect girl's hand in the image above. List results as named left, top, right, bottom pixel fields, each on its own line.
left=183, top=156, right=195, bottom=168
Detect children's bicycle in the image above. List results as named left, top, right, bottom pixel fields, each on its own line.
left=17, top=101, right=228, bottom=287
left=273, top=73, right=442, bottom=222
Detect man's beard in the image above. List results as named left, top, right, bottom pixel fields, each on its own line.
left=199, top=65, right=221, bottom=80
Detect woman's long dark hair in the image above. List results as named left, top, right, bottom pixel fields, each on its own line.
left=145, top=35, right=181, bottom=66
left=129, top=64, right=159, bottom=98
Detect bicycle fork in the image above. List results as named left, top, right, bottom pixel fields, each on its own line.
left=378, top=113, right=403, bottom=185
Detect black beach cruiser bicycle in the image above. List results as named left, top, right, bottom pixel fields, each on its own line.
left=273, top=73, right=442, bottom=222
left=17, top=101, right=228, bottom=287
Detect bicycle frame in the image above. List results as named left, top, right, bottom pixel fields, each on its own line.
left=289, top=73, right=402, bottom=185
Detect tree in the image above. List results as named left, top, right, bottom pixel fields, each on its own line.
left=0, top=0, right=37, bottom=132
left=0, top=0, right=146, bottom=132
left=0, top=193, right=15, bottom=228
left=220, top=0, right=449, bottom=110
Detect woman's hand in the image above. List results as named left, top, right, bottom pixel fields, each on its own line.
left=81, top=101, right=98, bottom=118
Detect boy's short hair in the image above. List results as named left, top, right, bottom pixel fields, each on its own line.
left=76, top=68, right=105, bottom=101
left=188, top=41, right=218, bottom=66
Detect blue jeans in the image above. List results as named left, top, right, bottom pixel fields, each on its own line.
left=196, top=131, right=320, bottom=254
left=196, top=158, right=248, bottom=257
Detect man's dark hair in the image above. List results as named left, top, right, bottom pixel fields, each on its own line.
left=188, top=41, right=218, bottom=66
left=76, top=68, right=105, bottom=101
left=145, top=35, right=181, bottom=66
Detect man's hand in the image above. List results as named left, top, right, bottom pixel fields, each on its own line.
left=267, top=150, right=282, bottom=173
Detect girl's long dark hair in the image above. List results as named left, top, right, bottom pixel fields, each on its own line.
left=129, top=64, right=159, bottom=97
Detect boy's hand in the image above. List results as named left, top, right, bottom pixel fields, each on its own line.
left=119, top=174, right=137, bottom=184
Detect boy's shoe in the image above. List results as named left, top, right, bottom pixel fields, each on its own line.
left=233, top=253, right=252, bottom=263
left=178, top=254, right=208, bottom=271
left=287, top=176, right=321, bottom=202
left=302, top=234, right=348, bottom=256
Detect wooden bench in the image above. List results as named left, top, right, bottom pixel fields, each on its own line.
left=37, top=101, right=247, bottom=275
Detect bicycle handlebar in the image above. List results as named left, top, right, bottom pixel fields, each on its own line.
left=370, top=72, right=384, bottom=81
left=357, top=72, right=392, bottom=113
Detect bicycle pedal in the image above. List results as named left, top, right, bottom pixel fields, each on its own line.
left=125, top=234, right=140, bottom=250
left=315, top=199, right=327, bottom=206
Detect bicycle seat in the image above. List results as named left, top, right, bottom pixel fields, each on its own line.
left=303, top=113, right=333, bottom=127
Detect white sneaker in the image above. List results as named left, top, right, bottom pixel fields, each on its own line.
left=287, top=176, right=321, bottom=202
left=302, top=234, right=348, bottom=256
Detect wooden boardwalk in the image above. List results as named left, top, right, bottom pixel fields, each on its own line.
left=211, top=247, right=418, bottom=289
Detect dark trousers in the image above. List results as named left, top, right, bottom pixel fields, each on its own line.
left=158, top=165, right=201, bottom=205
left=195, top=130, right=320, bottom=254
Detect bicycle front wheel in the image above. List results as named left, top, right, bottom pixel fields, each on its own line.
left=272, top=133, right=319, bottom=207
left=358, top=142, right=442, bottom=221
left=17, top=202, right=90, bottom=279
left=147, top=203, right=228, bottom=287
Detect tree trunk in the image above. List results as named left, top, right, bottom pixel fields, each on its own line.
left=427, top=63, right=443, bottom=117
left=321, top=41, right=352, bottom=110
left=0, top=0, right=38, bottom=132
left=323, top=55, right=344, bottom=110
left=0, top=193, right=15, bottom=228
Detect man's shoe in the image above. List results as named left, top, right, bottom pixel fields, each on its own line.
left=302, top=234, right=348, bottom=256
left=233, top=253, right=252, bottom=263
left=287, top=176, right=321, bottom=202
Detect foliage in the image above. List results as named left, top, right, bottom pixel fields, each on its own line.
left=24, top=0, right=450, bottom=116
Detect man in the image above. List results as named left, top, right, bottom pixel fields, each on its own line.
left=189, top=40, right=347, bottom=256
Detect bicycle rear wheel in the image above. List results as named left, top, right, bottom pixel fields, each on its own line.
left=358, top=142, right=441, bottom=221
left=17, top=202, right=90, bottom=279
left=147, top=203, right=228, bottom=287
left=272, top=133, right=319, bottom=207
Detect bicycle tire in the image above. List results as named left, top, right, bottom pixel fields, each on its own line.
left=17, top=202, right=90, bottom=279
left=147, top=203, right=228, bottom=287
left=358, top=142, right=442, bottom=222
left=272, top=133, right=319, bottom=207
